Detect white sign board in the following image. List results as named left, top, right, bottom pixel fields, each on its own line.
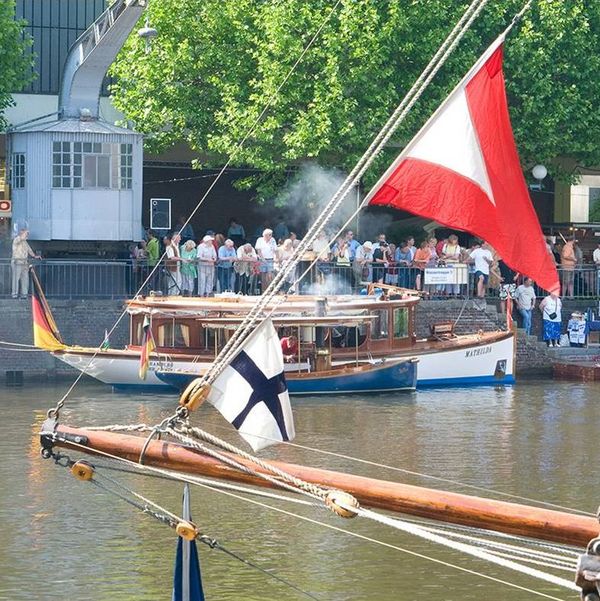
left=424, top=264, right=468, bottom=285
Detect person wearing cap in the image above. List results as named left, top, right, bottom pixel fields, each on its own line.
left=11, top=227, right=41, bottom=299
left=217, top=239, right=237, bottom=292
left=197, top=235, right=217, bottom=296
left=353, top=240, right=373, bottom=284
left=255, top=228, right=277, bottom=292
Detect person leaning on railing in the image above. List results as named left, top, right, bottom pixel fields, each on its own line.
left=560, top=239, right=576, bottom=298
left=395, top=241, right=414, bottom=289
left=11, top=228, right=41, bottom=299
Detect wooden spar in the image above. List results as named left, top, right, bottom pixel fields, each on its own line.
left=56, top=425, right=598, bottom=547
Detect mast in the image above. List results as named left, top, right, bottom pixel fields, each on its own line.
left=53, top=425, right=598, bottom=548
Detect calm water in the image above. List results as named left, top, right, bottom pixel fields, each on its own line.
left=1, top=379, right=598, bottom=600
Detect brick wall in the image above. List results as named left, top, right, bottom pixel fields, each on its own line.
left=0, top=299, right=128, bottom=377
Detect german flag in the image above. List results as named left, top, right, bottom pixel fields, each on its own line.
left=31, top=269, right=66, bottom=351
left=139, top=315, right=156, bottom=380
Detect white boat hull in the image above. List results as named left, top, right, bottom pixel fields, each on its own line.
left=55, top=333, right=514, bottom=391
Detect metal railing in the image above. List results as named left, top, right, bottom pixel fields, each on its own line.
left=1, top=258, right=599, bottom=300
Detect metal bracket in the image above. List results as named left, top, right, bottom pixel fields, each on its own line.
left=40, top=418, right=89, bottom=459
left=576, top=537, right=600, bottom=601
left=40, top=416, right=58, bottom=458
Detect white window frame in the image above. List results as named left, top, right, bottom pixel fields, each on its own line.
left=11, top=153, right=26, bottom=189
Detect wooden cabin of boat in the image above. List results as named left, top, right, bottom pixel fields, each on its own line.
left=125, top=292, right=421, bottom=370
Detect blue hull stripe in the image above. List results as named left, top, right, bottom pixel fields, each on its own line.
left=417, top=375, right=516, bottom=388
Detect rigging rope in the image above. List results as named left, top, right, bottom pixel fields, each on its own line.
left=189, top=0, right=494, bottom=395
left=87, top=420, right=595, bottom=518
left=44, top=0, right=344, bottom=419
left=49, top=437, right=575, bottom=601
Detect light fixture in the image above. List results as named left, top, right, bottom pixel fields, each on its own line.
left=532, top=164, right=548, bottom=181
left=138, top=16, right=158, bottom=53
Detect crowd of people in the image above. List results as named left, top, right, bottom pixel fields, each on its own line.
left=6, top=216, right=593, bottom=347
left=124, top=220, right=589, bottom=347
left=127, top=219, right=531, bottom=301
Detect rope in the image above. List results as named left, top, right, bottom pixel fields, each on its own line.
left=94, top=456, right=578, bottom=572
left=52, top=453, right=321, bottom=600
left=190, top=0, right=494, bottom=396
left=355, top=507, right=579, bottom=591
left=165, top=425, right=327, bottom=502
left=51, top=437, right=577, bottom=600
left=200, top=421, right=596, bottom=517
left=84, top=420, right=595, bottom=518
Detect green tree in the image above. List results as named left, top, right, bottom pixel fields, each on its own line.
left=0, top=0, right=33, bottom=128
left=110, top=0, right=600, bottom=198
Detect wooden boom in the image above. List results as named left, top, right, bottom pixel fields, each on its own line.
left=55, top=425, right=598, bottom=547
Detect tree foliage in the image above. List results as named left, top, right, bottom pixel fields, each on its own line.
left=0, top=1, right=33, bottom=128
left=110, top=0, right=600, bottom=199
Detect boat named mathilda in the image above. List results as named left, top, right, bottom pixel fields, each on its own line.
left=31, top=273, right=514, bottom=392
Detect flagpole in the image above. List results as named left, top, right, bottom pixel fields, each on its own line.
left=182, top=484, right=191, bottom=601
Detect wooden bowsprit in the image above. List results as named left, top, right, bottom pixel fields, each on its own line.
left=41, top=422, right=599, bottom=549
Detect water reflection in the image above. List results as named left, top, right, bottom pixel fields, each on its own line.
left=1, top=380, right=599, bottom=600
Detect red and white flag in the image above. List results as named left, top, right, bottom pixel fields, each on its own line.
left=364, top=35, right=559, bottom=294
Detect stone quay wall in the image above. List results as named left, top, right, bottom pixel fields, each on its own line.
left=0, top=297, right=587, bottom=383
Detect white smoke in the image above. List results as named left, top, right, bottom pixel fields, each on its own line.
left=269, top=162, right=399, bottom=244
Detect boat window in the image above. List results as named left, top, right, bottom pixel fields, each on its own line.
left=347, top=324, right=367, bottom=347
left=133, top=320, right=143, bottom=345
left=174, top=324, right=190, bottom=348
left=371, top=310, right=389, bottom=340
left=393, top=308, right=409, bottom=339
left=156, top=322, right=173, bottom=347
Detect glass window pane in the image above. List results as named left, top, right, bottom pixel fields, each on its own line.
left=83, top=142, right=92, bottom=153
left=73, top=166, right=81, bottom=176
left=53, top=141, right=61, bottom=152
left=74, top=142, right=82, bottom=152
left=62, top=177, right=70, bottom=187
left=97, top=155, right=110, bottom=187
left=62, top=142, right=70, bottom=151
left=73, top=177, right=82, bottom=188
left=53, top=166, right=61, bottom=176
left=93, top=143, right=101, bottom=153
left=52, top=153, right=61, bottom=164
left=84, top=155, right=96, bottom=187
left=53, top=176, right=61, bottom=187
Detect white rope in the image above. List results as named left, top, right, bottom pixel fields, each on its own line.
left=356, top=506, right=580, bottom=591
left=57, top=438, right=575, bottom=600
left=195, top=0, right=494, bottom=389
left=203, top=421, right=595, bottom=517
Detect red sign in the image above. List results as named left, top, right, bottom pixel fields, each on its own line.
left=0, top=199, right=12, bottom=216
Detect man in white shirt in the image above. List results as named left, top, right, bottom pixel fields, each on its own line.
left=11, top=228, right=41, bottom=298
left=468, top=241, right=493, bottom=299
left=255, top=228, right=277, bottom=291
left=514, top=277, right=536, bottom=335
left=197, top=235, right=217, bottom=296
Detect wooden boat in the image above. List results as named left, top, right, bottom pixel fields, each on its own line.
left=33, top=284, right=516, bottom=390
left=156, top=356, right=419, bottom=395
